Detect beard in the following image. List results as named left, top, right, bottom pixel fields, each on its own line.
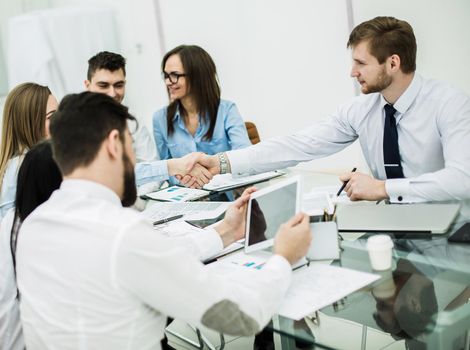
left=361, top=66, right=392, bottom=94
left=121, top=150, right=137, bottom=207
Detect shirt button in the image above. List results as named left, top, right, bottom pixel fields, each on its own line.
left=398, top=196, right=403, bottom=201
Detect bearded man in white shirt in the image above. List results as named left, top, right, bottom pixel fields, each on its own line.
left=15, top=92, right=311, bottom=349
left=198, top=16, right=470, bottom=203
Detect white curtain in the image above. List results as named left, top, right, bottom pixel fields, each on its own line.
left=6, top=6, right=119, bottom=99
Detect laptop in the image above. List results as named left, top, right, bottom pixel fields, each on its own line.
left=336, top=203, right=460, bottom=234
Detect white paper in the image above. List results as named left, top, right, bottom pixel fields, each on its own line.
left=302, top=191, right=335, bottom=215
left=142, top=201, right=230, bottom=222
left=152, top=220, right=202, bottom=237
left=304, top=185, right=351, bottom=205
left=145, top=186, right=210, bottom=202
left=278, top=264, right=379, bottom=320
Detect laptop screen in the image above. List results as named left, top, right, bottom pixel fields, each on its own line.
left=245, top=177, right=300, bottom=253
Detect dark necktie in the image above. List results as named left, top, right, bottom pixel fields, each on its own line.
left=383, top=104, right=404, bottom=178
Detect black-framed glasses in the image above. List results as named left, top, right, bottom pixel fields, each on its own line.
left=162, top=71, right=187, bottom=84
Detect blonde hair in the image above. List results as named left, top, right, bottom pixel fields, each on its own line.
left=0, top=83, right=51, bottom=188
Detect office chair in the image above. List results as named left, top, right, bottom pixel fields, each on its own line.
left=245, top=121, right=261, bottom=144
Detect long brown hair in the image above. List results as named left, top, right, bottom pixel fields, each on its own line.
left=162, top=45, right=220, bottom=140
left=0, top=83, right=51, bottom=188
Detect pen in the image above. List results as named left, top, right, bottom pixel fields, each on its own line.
left=153, top=214, right=184, bottom=226
left=336, top=167, right=357, bottom=196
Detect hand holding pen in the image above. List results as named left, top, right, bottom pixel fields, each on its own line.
left=337, top=167, right=357, bottom=196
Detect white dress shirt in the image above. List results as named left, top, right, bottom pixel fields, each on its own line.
left=0, top=210, right=24, bottom=350
left=227, top=74, right=470, bottom=202
left=132, top=123, right=158, bottom=163
left=16, top=180, right=291, bottom=349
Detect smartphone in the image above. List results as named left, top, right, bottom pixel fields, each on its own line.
left=448, top=223, right=470, bottom=243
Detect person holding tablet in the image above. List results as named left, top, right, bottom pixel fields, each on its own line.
left=16, top=92, right=312, bottom=348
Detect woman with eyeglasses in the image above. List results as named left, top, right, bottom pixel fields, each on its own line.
left=152, top=45, right=251, bottom=179
left=0, top=83, right=58, bottom=221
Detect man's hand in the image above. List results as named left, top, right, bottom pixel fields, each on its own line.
left=198, top=154, right=222, bottom=176
left=167, top=153, right=213, bottom=188
left=178, top=153, right=224, bottom=188
left=273, top=213, right=311, bottom=265
left=339, top=171, right=388, bottom=201
left=214, top=187, right=257, bottom=247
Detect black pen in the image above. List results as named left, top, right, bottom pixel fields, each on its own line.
left=336, top=167, right=357, bottom=196
left=153, top=214, right=184, bottom=226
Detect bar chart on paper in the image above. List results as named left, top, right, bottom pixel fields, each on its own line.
left=145, top=186, right=210, bottom=202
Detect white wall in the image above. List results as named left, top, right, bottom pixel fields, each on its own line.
left=2, top=0, right=469, bottom=174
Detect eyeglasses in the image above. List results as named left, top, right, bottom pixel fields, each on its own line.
left=162, top=72, right=187, bottom=84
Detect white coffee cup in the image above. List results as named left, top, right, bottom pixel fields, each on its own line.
left=366, top=234, right=394, bottom=271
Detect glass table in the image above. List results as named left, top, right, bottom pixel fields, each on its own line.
left=153, top=169, right=470, bottom=350
left=260, top=169, right=470, bottom=350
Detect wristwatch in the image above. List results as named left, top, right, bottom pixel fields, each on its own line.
left=218, top=152, right=229, bottom=174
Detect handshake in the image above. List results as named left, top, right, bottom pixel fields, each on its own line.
left=167, top=152, right=224, bottom=188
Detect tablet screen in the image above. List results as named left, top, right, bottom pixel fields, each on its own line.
left=246, top=178, right=299, bottom=251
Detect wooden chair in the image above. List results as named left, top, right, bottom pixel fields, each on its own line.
left=245, top=121, right=261, bottom=144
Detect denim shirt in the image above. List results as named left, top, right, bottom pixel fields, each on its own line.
left=152, top=99, right=251, bottom=160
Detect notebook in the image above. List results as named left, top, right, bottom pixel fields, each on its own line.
left=336, top=203, right=460, bottom=234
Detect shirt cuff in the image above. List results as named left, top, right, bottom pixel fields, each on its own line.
left=193, top=228, right=225, bottom=260
left=385, top=178, right=425, bottom=203
left=226, top=150, right=255, bottom=177
left=135, top=160, right=170, bottom=187
left=264, top=255, right=292, bottom=281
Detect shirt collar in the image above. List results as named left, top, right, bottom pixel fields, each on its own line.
left=60, top=179, right=122, bottom=206
left=380, top=74, right=422, bottom=119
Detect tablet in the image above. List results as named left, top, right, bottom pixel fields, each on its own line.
left=244, top=176, right=301, bottom=253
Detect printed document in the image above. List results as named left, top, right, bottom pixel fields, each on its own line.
left=278, top=264, right=379, bottom=320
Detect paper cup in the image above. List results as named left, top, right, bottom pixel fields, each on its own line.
left=366, top=235, right=394, bottom=271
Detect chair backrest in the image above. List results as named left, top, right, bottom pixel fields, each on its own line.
left=245, top=121, right=260, bottom=144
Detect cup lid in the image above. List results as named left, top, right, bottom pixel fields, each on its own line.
left=366, top=234, right=394, bottom=249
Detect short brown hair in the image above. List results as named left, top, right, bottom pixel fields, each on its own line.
left=87, top=51, right=126, bottom=80
left=50, top=92, right=136, bottom=175
left=347, top=16, right=417, bottom=74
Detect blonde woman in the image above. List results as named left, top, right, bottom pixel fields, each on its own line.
left=0, top=83, right=58, bottom=220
